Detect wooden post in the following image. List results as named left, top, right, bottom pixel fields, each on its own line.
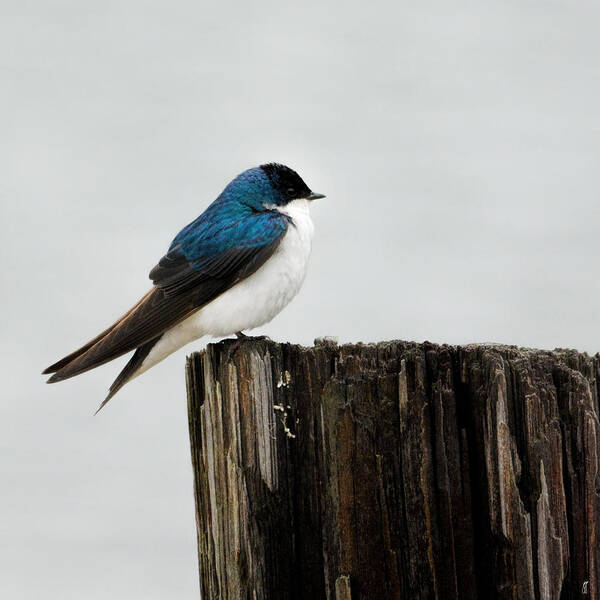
left=186, top=339, right=600, bottom=600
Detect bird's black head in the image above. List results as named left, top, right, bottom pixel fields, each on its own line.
left=260, top=163, right=325, bottom=205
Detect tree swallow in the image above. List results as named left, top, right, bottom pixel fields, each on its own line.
left=43, top=163, right=325, bottom=411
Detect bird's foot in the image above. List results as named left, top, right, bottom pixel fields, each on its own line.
left=236, top=332, right=271, bottom=341
left=222, top=333, right=271, bottom=362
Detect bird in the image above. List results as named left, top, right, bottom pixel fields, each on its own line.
left=43, top=163, right=325, bottom=412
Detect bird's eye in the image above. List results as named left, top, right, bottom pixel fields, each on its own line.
left=286, top=187, right=296, bottom=197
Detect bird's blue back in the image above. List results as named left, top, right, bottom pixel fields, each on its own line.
left=169, top=167, right=288, bottom=262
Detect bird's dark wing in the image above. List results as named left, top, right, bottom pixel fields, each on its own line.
left=148, top=243, right=273, bottom=297
left=44, top=211, right=289, bottom=382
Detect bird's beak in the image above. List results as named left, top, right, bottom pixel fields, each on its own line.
left=306, top=192, right=326, bottom=201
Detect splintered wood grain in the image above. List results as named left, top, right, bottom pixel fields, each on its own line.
left=186, top=340, right=600, bottom=600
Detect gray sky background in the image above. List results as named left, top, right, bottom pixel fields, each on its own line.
left=2, top=1, right=600, bottom=598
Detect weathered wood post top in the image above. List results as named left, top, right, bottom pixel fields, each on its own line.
left=187, top=338, right=600, bottom=600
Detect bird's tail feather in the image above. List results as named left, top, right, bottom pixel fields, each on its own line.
left=43, top=289, right=187, bottom=383
left=94, top=336, right=161, bottom=414
left=42, top=325, right=118, bottom=375
left=42, top=290, right=155, bottom=376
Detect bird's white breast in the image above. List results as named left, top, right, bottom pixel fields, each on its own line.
left=194, top=198, right=314, bottom=336
left=137, top=199, right=314, bottom=375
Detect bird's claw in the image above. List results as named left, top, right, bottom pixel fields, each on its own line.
left=234, top=332, right=271, bottom=341
left=222, top=333, right=271, bottom=362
